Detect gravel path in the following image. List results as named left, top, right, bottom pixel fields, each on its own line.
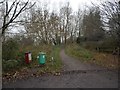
left=60, top=49, right=106, bottom=71
left=2, top=49, right=118, bottom=88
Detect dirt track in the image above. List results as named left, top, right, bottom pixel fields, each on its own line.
left=60, top=49, right=106, bottom=71
left=2, top=49, right=118, bottom=88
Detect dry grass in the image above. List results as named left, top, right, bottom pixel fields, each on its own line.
left=65, top=43, right=119, bottom=70
left=91, top=52, right=119, bottom=69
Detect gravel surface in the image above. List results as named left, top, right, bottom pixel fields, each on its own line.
left=60, top=49, right=106, bottom=71
left=2, top=49, right=118, bottom=88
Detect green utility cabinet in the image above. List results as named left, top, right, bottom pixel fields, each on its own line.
left=38, top=52, right=46, bottom=65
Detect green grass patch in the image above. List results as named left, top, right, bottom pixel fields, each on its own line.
left=21, top=45, right=62, bottom=73
left=65, top=43, right=118, bottom=70
left=3, top=45, right=63, bottom=76
left=65, top=43, right=93, bottom=62
left=37, top=45, right=62, bottom=74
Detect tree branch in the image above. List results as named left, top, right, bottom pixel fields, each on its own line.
left=0, top=0, right=5, bottom=4
left=1, top=0, right=36, bottom=36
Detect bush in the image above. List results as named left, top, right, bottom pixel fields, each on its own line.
left=2, top=38, right=19, bottom=60
left=80, top=36, right=118, bottom=53
left=65, top=43, right=93, bottom=61
left=16, top=51, right=26, bottom=66
left=81, top=41, right=100, bottom=50
left=76, top=36, right=86, bottom=44
left=2, top=59, right=19, bottom=71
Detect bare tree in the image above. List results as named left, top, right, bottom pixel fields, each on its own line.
left=0, top=0, right=35, bottom=42
left=99, top=0, right=120, bottom=54
left=92, top=0, right=119, bottom=42
left=81, top=7, right=104, bottom=42
left=48, top=11, right=60, bottom=45
left=76, top=8, right=83, bottom=37
left=59, top=2, right=72, bottom=44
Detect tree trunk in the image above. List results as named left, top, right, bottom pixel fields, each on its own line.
left=65, top=32, right=67, bottom=44
left=70, top=31, right=73, bottom=43
left=0, top=34, right=2, bottom=86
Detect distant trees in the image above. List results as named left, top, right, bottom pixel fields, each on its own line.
left=49, top=12, right=60, bottom=45
left=24, top=2, right=75, bottom=45
left=59, top=2, right=72, bottom=44
left=24, top=6, right=58, bottom=45
left=82, top=7, right=104, bottom=41
left=102, top=1, right=120, bottom=47
left=2, top=0, right=119, bottom=48
left=24, top=2, right=109, bottom=45
left=98, top=0, right=120, bottom=54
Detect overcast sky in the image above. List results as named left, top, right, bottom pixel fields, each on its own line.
left=6, top=0, right=115, bottom=12
left=32, top=0, right=111, bottom=12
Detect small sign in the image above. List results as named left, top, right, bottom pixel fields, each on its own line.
left=29, top=53, right=32, bottom=61
left=43, top=55, right=45, bottom=58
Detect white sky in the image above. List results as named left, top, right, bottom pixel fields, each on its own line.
left=4, top=0, right=112, bottom=13
left=33, top=0, right=110, bottom=12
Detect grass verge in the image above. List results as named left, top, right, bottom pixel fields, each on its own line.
left=65, top=43, right=118, bottom=70
left=65, top=43, right=93, bottom=62
left=2, top=45, right=63, bottom=82
left=37, top=45, right=63, bottom=74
